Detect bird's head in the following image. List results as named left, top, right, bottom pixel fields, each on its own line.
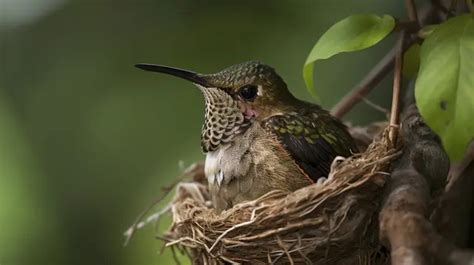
left=135, top=61, right=296, bottom=152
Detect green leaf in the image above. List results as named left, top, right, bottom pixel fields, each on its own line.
left=303, top=14, right=395, bottom=99
left=415, top=15, right=474, bottom=160
left=402, top=43, right=420, bottom=78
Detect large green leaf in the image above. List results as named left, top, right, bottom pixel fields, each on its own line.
left=415, top=15, right=474, bottom=160
left=303, top=14, right=395, bottom=99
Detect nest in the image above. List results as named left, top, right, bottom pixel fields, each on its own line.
left=152, top=124, right=401, bottom=265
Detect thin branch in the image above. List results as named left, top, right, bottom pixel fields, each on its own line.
left=123, top=163, right=204, bottom=246
left=394, top=20, right=421, bottom=32
left=388, top=31, right=405, bottom=144
left=123, top=181, right=180, bottom=246
left=330, top=48, right=396, bottom=118
left=405, top=0, right=420, bottom=25
left=361, top=97, right=389, bottom=115
left=331, top=36, right=417, bottom=119
left=331, top=4, right=436, bottom=119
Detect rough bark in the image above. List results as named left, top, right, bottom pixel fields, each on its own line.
left=379, top=104, right=474, bottom=265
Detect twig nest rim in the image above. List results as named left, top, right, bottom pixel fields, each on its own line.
left=164, top=127, right=400, bottom=265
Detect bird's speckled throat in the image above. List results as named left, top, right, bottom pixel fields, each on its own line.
left=198, top=85, right=251, bottom=152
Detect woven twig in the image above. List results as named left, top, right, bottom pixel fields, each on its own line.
left=162, top=127, right=400, bottom=264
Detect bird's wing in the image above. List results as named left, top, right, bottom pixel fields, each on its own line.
left=262, top=111, right=355, bottom=182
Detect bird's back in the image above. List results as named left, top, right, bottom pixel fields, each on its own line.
left=262, top=104, right=357, bottom=183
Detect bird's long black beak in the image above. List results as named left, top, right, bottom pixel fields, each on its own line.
left=135, top=63, right=210, bottom=87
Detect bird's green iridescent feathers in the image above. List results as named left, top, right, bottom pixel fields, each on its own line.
left=262, top=109, right=357, bottom=182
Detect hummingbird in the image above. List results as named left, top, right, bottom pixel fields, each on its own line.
left=136, top=61, right=357, bottom=211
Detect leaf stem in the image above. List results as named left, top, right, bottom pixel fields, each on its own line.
left=388, top=31, right=405, bottom=144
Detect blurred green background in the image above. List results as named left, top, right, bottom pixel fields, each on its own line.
left=1, top=0, right=403, bottom=264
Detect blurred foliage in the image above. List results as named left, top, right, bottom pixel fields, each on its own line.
left=1, top=0, right=402, bottom=264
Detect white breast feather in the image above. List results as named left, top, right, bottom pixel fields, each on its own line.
left=204, top=124, right=258, bottom=188
left=205, top=151, right=222, bottom=186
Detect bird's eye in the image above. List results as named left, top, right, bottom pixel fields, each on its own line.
left=239, top=85, right=258, bottom=101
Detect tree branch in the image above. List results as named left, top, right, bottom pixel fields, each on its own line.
left=379, top=104, right=474, bottom=265
left=432, top=142, right=474, bottom=247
